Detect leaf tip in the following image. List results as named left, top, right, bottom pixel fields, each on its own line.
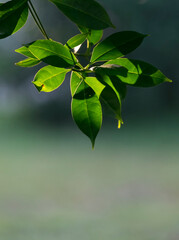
left=118, top=119, right=123, bottom=129
left=32, top=82, right=43, bottom=92
left=166, top=78, right=172, bottom=83
left=91, top=140, right=95, bottom=149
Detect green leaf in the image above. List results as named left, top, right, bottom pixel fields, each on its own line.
left=96, top=71, right=127, bottom=100
left=65, top=33, right=87, bottom=50
left=49, top=0, right=114, bottom=30
left=15, top=57, right=41, bottom=67
left=87, top=29, right=103, bottom=45
left=108, top=76, right=127, bottom=100
left=25, top=39, right=77, bottom=68
left=71, top=72, right=102, bottom=147
left=101, top=86, right=122, bottom=128
left=105, top=58, right=172, bottom=87
left=33, top=65, right=70, bottom=92
left=15, top=45, right=38, bottom=58
left=78, top=26, right=103, bottom=45
left=90, top=31, right=147, bottom=63
left=96, top=74, right=123, bottom=127
left=84, top=77, right=105, bottom=98
left=0, top=0, right=28, bottom=39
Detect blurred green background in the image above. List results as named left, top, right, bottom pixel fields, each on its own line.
left=0, top=0, right=179, bottom=239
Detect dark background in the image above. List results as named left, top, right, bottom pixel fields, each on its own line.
left=0, top=0, right=178, bottom=124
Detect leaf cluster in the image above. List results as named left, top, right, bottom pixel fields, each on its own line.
left=0, top=0, right=172, bottom=147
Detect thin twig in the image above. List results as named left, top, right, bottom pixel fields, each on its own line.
left=28, top=0, right=49, bottom=40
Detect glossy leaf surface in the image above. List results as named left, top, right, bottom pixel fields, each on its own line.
left=78, top=26, right=103, bottom=45
left=96, top=74, right=122, bottom=126
left=71, top=72, right=102, bottom=147
left=0, top=0, right=28, bottom=39
left=96, top=72, right=127, bottom=100
left=91, top=31, right=147, bottom=63
left=101, top=85, right=122, bottom=127
left=105, top=58, right=172, bottom=87
left=33, top=65, right=70, bottom=92
left=87, top=29, right=103, bottom=45
left=15, top=57, right=41, bottom=67
left=66, top=33, right=87, bottom=49
left=25, top=40, right=77, bottom=68
left=49, top=0, right=114, bottom=30
left=84, top=77, right=105, bottom=98
left=15, top=45, right=38, bottom=58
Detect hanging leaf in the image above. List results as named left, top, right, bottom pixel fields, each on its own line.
left=96, top=74, right=123, bottom=127
left=0, top=0, right=28, bottom=39
left=65, top=33, right=87, bottom=49
left=71, top=72, right=102, bottom=147
left=49, top=0, right=114, bottom=30
left=25, top=39, right=77, bottom=68
left=33, top=65, right=70, bottom=92
left=104, top=58, right=172, bottom=87
left=90, top=31, right=147, bottom=63
left=96, top=72, right=127, bottom=100
left=84, top=77, right=105, bottom=98
left=108, top=76, right=127, bottom=100
left=15, top=57, right=41, bottom=67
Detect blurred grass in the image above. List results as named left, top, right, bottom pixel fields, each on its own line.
left=0, top=113, right=179, bottom=240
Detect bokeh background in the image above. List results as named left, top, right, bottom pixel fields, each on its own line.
left=0, top=0, right=179, bottom=239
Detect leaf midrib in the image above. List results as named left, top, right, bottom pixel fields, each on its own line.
left=83, top=84, right=94, bottom=143
left=29, top=45, right=74, bottom=63
left=120, top=70, right=166, bottom=82
left=92, top=36, right=143, bottom=62
left=53, top=1, right=110, bottom=27
left=35, top=69, right=69, bottom=85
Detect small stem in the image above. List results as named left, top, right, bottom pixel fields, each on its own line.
left=72, top=68, right=93, bottom=73
left=28, top=0, right=49, bottom=40
left=86, top=40, right=91, bottom=56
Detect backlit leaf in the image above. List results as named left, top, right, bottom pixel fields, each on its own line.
left=84, top=77, right=105, bottom=98
left=90, top=31, right=147, bottom=63
left=15, top=44, right=38, bottom=58
left=105, top=58, right=172, bottom=87
left=96, top=74, right=123, bottom=126
left=33, top=65, right=70, bottom=92
left=96, top=71, right=127, bottom=100
left=71, top=72, right=102, bottom=147
left=87, top=29, right=103, bottom=45
left=15, top=57, right=41, bottom=67
left=25, top=39, right=77, bottom=68
left=66, top=33, right=87, bottom=49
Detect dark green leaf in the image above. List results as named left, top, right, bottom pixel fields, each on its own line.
left=105, top=58, right=172, bottom=87
left=90, top=31, right=147, bottom=63
left=84, top=77, right=105, bottom=98
left=25, top=39, right=77, bottom=68
left=96, top=74, right=123, bottom=127
left=66, top=33, right=87, bottom=50
left=49, top=0, right=114, bottom=30
left=96, top=71, right=127, bottom=100
left=0, top=0, right=28, bottom=39
left=71, top=72, right=102, bottom=147
left=15, top=57, right=41, bottom=67
left=33, top=65, right=70, bottom=92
